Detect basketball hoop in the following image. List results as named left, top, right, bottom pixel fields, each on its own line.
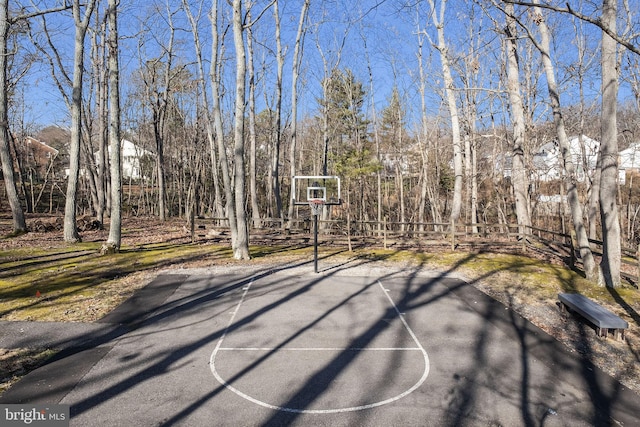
left=292, top=175, right=341, bottom=273
left=309, top=199, right=325, bottom=216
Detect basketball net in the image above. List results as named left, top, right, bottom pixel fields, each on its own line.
left=309, top=199, right=324, bottom=216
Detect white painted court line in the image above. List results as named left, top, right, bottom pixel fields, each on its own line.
left=209, top=277, right=430, bottom=414
left=218, top=347, right=422, bottom=351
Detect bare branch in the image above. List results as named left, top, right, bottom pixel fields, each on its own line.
left=504, top=0, right=640, bottom=56
left=9, top=4, right=73, bottom=25
left=243, top=0, right=275, bottom=29
left=28, top=16, right=72, bottom=109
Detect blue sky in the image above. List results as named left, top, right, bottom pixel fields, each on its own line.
left=12, top=0, right=640, bottom=137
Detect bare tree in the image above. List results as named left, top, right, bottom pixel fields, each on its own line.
left=0, top=0, right=26, bottom=234
left=523, top=1, right=599, bottom=280
left=0, top=2, right=72, bottom=234
left=210, top=0, right=237, bottom=240
left=270, top=0, right=284, bottom=220
left=246, top=9, right=260, bottom=227
left=315, top=19, right=348, bottom=177
left=570, top=19, right=601, bottom=240
left=286, top=0, right=310, bottom=225
left=143, top=1, right=178, bottom=222
left=182, top=0, right=223, bottom=220
left=507, top=0, right=640, bottom=56
left=599, top=0, right=621, bottom=287
left=503, top=2, right=531, bottom=236
left=231, top=0, right=250, bottom=259
left=505, top=0, right=629, bottom=286
left=64, top=0, right=97, bottom=242
left=91, top=12, right=108, bottom=226
left=425, top=0, right=463, bottom=223
left=361, top=25, right=383, bottom=233
left=103, top=0, right=122, bottom=253
left=455, top=4, right=483, bottom=233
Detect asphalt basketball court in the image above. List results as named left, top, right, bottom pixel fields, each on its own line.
left=1, top=259, right=639, bottom=426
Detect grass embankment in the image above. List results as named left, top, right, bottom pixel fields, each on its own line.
left=1, top=241, right=232, bottom=322
left=360, top=248, right=639, bottom=305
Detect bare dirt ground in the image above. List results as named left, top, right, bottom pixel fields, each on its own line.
left=1, top=213, right=639, bottom=398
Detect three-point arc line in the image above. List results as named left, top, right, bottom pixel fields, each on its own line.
left=209, top=278, right=430, bottom=414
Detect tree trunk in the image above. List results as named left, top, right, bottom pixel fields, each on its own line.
left=92, top=20, right=107, bottom=225
left=287, top=0, right=310, bottom=226
left=9, top=134, right=31, bottom=215
left=182, top=0, right=223, bottom=220
left=396, top=163, right=406, bottom=229
left=428, top=0, right=463, bottom=222
left=532, top=2, right=599, bottom=281
left=211, top=0, right=237, bottom=238
left=599, top=0, right=621, bottom=287
left=153, top=5, right=177, bottom=222
left=0, top=0, right=26, bottom=234
left=271, top=0, right=284, bottom=220
left=589, top=149, right=601, bottom=239
left=232, top=0, right=250, bottom=260
left=104, top=0, right=121, bottom=252
left=504, top=3, right=531, bottom=236
left=470, top=134, right=478, bottom=233
left=64, top=0, right=96, bottom=243
left=154, top=118, right=167, bottom=221
left=417, top=32, right=428, bottom=230
left=246, top=12, right=260, bottom=228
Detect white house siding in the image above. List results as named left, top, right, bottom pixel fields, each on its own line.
left=619, top=142, right=640, bottom=171
left=531, top=135, right=600, bottom=182
left=94, top=139, right=152, bottom=180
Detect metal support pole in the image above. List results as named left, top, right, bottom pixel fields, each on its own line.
left=314, top=213, right=319, bottom=273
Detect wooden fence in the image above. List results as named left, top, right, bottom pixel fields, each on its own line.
left=191, top=215, right=640, bottom=287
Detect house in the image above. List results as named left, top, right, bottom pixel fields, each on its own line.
left=619, top=142, right=640, bottom=171
left=20, top=137, right=59, bottom=179
left=95, top=139, right=152, bottom=180
left=492, top=152, right=512, bottom=178
left=531, top=135, right=599, bottom=182
left=618, top=142, right=640, bottom=185
left=120, top=139, right=151, bottom=180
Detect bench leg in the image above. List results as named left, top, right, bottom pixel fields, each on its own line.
left=614, top=329, right=626, bottom=341
left=596, top=327, right=608, bottom=338
left=559, top=302, right=571, bottom=317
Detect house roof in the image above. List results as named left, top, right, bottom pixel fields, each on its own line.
left=533, top=135, right=599, bottom=166
left=95, top=139, right=153, bottom=157
left=25, top=136, right=59, bottom=156
left=120, top=139, right=152, bottom=157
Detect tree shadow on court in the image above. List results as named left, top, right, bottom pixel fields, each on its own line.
left=261, top=253, right=636, bottom=426
left=437, top=254, right=637, bottom=427
left=4, top=250, right=637, bottom=426
left=54, top=256, right=367, bottom=416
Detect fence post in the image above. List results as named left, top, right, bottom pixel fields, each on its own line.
left=190, top=208, right=195, bottom=243
left=450, top=217, right=455, bottom=251
left=383, top=217, right=387, bottom=249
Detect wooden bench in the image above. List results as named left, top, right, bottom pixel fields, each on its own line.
left=558, top=293, right=628, bottom=340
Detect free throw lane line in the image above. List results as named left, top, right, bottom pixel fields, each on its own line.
left=209, top=278, right=430, bottom=414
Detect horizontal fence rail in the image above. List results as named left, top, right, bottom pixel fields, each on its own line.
left=190, top=215, right=640, bottom=287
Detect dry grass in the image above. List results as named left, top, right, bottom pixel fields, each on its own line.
left=0, top=348, right=58, bottom=395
